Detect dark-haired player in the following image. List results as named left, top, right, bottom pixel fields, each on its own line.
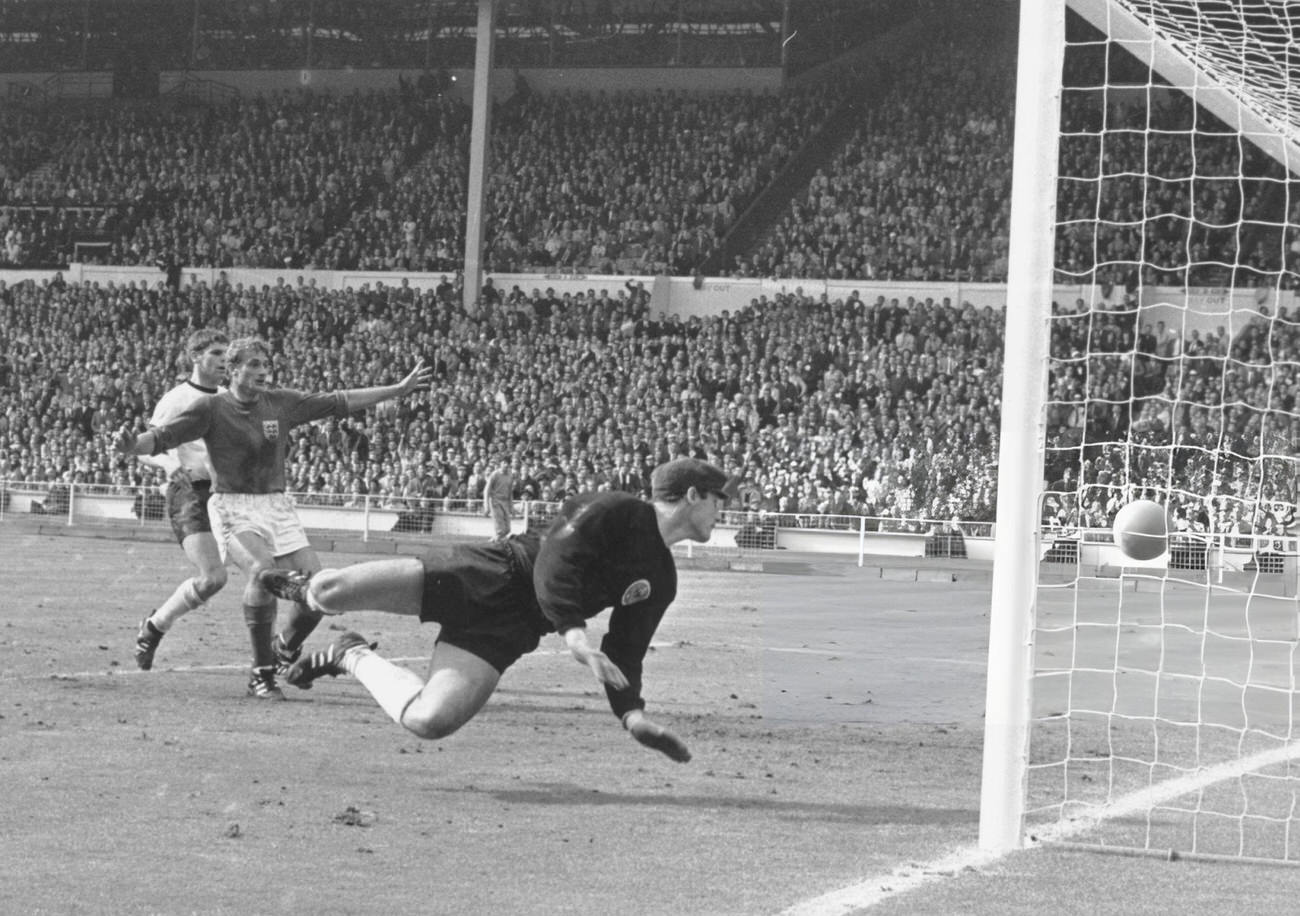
left=132, top=329, right=230, bottom=670
left=261, top=457, right=739, bottom=761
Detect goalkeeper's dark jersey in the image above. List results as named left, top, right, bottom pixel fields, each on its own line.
left=533, top=490, right=678, bottom=719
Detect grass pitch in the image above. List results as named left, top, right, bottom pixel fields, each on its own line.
left=4, top=525, right=1300, bottom=915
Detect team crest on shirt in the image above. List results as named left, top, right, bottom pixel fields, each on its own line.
left=621, top=579, right=651, bottom=605
left=262, top=420, right=280, bottom=441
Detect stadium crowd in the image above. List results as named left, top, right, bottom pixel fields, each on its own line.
left=2, top=0, right=1293, bottom=291
left=1, top=273, right=1008, bottom=531
left=1042, top=296, right=1300, bottom=542
left=0, top=0, right=815, bottom=73
left=2, top=271, right=1296, bottom=544
left=736, top=25, right=1016, bottom=283
left=1, top=0, right=1296, bottom=545
left=1, top=89, right=465, bottom=273
left=5, top=71, right=1290, bottom=290
left=0, top=82, right=845, bottom=280
left=736, top=20, right=1295, bottom=288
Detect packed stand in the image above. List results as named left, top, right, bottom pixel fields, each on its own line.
left=4, top=274, right=1295, bottom=542
left=1055, top=40, right=1292, bottom=291
left=0, top=89, right=464, bottom=272
left=1042, top=296, right=1300, bottom=546
left=2, top=275, right=1008, bottom=533
left=737, top=16, right=1017, bottom=282
left=0, top=0, right=796, bottom=73
left=737, top=6, right=1295, bottom=289
left=0, top=83, right=846, bottom=277
left=482, top=86, right=847, bottom=276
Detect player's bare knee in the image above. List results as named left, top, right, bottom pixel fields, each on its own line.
left=401, top=708, right=464, bottom=741
left=245, top=561, right=276, bottom=603
left=195, top=567, right=228, bottom=598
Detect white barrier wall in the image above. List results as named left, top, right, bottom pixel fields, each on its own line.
left=0, top=485, right=995, bottom=562
left=0, top=66, right=783, bottom=105
left=20, top=264, right=1295, bottom=332
left=9, top=485, right=1296, bottom=581
left=18, top=263, right=1292, bottom=332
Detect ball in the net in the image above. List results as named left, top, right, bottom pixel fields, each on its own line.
left=1112, top=499, right=1169, bottom=561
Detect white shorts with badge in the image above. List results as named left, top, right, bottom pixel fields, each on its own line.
left=208, top=492, right=311, bottom=561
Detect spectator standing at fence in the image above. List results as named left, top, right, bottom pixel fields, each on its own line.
left=115, top=336, right=431, bottom=699
left=925, top=514, right=968, bottom=558
left=131, top=329, right=231, bottom=671
left=483, top=460, right=514, bottom=541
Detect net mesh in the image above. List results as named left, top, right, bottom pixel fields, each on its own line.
left=1123, top=0, right=1300, bottom=147
left=1028, top=0, right=1300, bottom=861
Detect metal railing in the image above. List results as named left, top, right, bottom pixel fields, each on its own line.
left=0, top=477, right=994, bottom=564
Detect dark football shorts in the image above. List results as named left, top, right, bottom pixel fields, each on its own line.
left=165, top=476, right=213, bottom=545
left=419, top=534, right=548, bottom=674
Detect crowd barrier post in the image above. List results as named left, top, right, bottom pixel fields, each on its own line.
left=857, top=515, right=867, bottom=567
left=362, top=494, right=372, bottom=542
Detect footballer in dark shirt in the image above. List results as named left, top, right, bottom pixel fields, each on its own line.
left=259, top=458, right=739, bottom=762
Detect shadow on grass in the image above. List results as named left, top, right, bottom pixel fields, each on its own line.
left=431, top=780, right=973, bottom=825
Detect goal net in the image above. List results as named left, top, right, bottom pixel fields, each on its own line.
left=983, top=0, right=1300, bottom=861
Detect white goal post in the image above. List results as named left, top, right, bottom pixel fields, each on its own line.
left=978, top=0, right=1066, bottom=853
left=981, top=0, right=1300, bottom=857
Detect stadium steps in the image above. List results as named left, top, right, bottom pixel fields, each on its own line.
left=701, top=88, right=870, bottom=275
left=701, top=19, right=938, bottom=276
left=312, top=102, right=471, bottom=259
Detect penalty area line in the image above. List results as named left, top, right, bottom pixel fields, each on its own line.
left=2, top=655, right=434, bottom=682
left=6, top=643, right=635, bottom=683
left=777, top=738, right=1300, bottom=915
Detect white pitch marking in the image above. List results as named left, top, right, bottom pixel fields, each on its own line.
left=777, top=845, right=1002, bottom=916
left=5, top=642, right=671, bottom=683
left=777, top=738, right=1300, bottom=914
left=3, top=656, right=433, bottom=682
left=763, top=646, right=986, bottom=667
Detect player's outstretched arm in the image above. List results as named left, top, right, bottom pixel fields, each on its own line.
left=113, top=425, right=155, bottom=456
left=622, top=709, right=691, bottom=763
left=564, top=626, right=629, bottom=690
left=341, top=359, right=432, bottom=412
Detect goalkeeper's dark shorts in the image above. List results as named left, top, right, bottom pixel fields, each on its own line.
left=165, top=476, right=214, bottom=546
left=418, top=532, right=549, bottom=674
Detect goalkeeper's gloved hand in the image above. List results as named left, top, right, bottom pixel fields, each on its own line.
left=623, top=710, right=691, bottom=763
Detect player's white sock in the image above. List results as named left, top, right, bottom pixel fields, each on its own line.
left=348, top=650, right=424, bottom=726
left=152, top=579, right=205, bottom=632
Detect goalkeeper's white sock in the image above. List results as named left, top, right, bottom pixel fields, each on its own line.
left=302, top=584, right=329, bottom=616
left=347, top=650, right=424, bottom=726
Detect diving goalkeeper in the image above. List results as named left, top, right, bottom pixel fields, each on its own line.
left=259, top=458, right=740, bottom=763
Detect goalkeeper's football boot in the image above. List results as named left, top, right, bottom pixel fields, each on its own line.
left=271, top=633, right=303, bottom=686
left=134, top=618, right=164, bottom=670
left=284, top=631, right=376, bottom=689
left=246, top=665, right=286, bottom=700
left=256, top=568, right=313, bottom=604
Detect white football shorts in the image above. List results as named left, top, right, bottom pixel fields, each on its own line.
left=208, top=492, right=311, bottom=560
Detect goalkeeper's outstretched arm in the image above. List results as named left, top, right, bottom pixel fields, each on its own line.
left=563, top=626, right=691, bottom=763
left=622, top=709, right=691, bottom=763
